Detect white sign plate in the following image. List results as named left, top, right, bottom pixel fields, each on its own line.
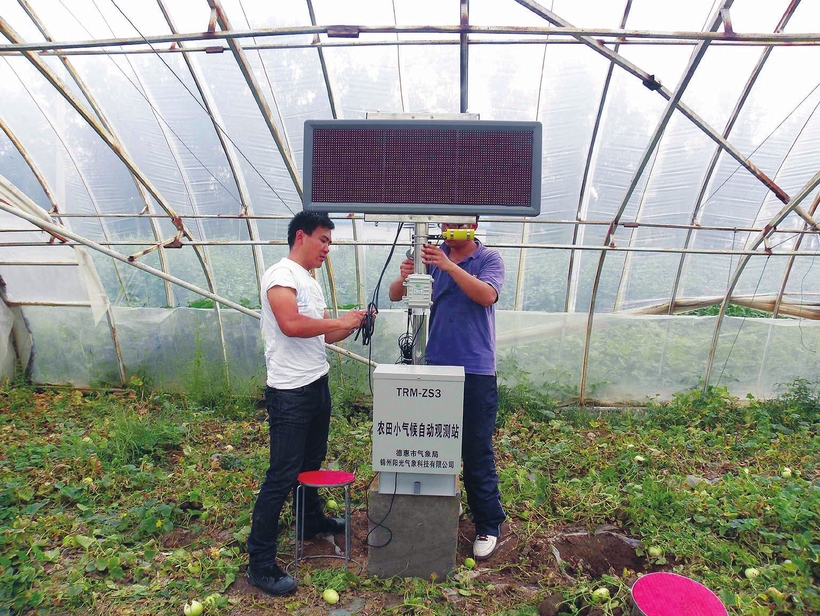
left=372, top=364, right=464, bottom=475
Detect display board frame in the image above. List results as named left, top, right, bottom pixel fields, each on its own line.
left=303, top=119, right=542, bottom=217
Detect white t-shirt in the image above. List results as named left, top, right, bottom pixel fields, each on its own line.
left=260, top=258, right=329, bottom=389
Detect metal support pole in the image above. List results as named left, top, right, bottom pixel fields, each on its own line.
left=412, top=222, right=429, bottom=365
left=460, top=0, right=469, bottom=113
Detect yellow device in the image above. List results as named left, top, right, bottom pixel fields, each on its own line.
left=439, top=228, right=475, bottom=241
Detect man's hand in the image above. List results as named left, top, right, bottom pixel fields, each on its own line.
left=324, top=308, right=369, bottom=344
left=389, top=258, right=415, bottom=302
left=421, top=244, right=455, bottom=273
left=339, top=309, right=367, bottom=331
left=271, top=287, right=370, bottom=340
left=399, top=258, right=414, bottom=279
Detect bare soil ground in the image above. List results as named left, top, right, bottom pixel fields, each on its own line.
left=221, top=509, right=668, bottom=615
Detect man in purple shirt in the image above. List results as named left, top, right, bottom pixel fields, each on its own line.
left=389, top=219, right=506, bottom=560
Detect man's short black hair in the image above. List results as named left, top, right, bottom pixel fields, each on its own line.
left=287, top=211, right=335, bottom=248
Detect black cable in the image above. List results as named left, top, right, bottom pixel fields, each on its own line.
left=396, top=309, right=413, bottom=364
left=365, top=472, right=397, bottom=549
left=353, top=309, right=377, bottom=346
left=351, top=223, right=404, bottom=394
left=355, top=222, right=404, bottom=344
left=396, top=311, right=425, bottom=365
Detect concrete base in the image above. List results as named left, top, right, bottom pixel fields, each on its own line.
left=367, top=482, right=460, bottom=579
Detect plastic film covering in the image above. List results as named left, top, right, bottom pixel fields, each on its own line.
left=0, top=134, right=51, bottom=213
left=1, top=265, right=87, bottom=304
left=19, top=305, right=820, bottom=402
left=217, top=0, right=323, bottom=174
left=186, top=52, right=301, bottom=216
left=4, top=0, right=820, bottom=400
left=110, top=306, right=263, bottom=391
left=24, top=306, right=121, bottom=386
left=0, top=297, right=15, bottom=378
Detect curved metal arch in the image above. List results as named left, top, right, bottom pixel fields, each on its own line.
left=651, top=0, right=798, bottom=394
left=513, top=0, right=788, bottom=206
left=0, top=199, right=375, bottom=367
left=773, top=191, right=820, bottom=318
left=741, top=91, right=820, bottom=311
left=668, top=1, right=801, bottom=316
left=565, top=0, right=633, bottom=314
left=234, top=0, right=353, bottom=313
left=207, top=0, right=302, bottom=198
left=704, top=168, right=820, bottom=388
left=305, top=0, right=339, bottom=118
left=1, top=60, right=139, bottom=307
left=0, top=10, right=241, bottom=380
left=59, top=0, right=232, bottom=379
left=730, top=99, right=820, bottom=389
left=0, top=13, right=236, bottom=366
left=238, top=8, right=297, bottom=165
left=754, top=189, right=820, bottom=389
left=17, top=0, right=175, bottom=307
left=0, top=116, right=58, bottom=214
left=0, top=15, right=202, bottom=246
left=305, top=0, right=360, bottom=312
left=207, top=0, right=347, bottom=314
left=206, top=0, right=344, bottom=312
left=121, top=55, right=232, bottom=378
left=611, top=150, right=663, bottom=312
left=156, top=0, right=265, bottom=305
left=9, top=73, right=134, bottom=293
left=575, top=1, right=732, bottom=402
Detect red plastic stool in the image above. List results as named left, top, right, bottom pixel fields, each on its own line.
left=632, top=572, right=727, bottom=616
left=293, top=470, right=356, bottom=579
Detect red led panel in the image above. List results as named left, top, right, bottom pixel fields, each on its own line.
left=303, top=120, right=541, bottom=216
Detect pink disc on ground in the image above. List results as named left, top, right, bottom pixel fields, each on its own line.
left=632, top=572, right=727, bottom=616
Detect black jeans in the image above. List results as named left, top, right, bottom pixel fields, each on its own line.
left=462, top=373, right=506, bottom=536
left=247, top=374, right=331, bottom=568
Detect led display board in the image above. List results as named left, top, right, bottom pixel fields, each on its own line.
left=303, top=119, right=541, bottom=216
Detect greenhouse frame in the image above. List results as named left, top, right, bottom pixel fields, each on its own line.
left=2, top=0, right=820, bottom=403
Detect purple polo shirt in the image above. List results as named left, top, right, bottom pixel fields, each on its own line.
left=425, top=240, right=504, bottom=375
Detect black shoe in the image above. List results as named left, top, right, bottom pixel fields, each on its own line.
left=247, top=563, right=297, bottom=596
left=302, top=516, right=345, bottom=540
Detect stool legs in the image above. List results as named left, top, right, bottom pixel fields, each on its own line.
left=293, top=483, right=305, bottom=579
left=344, top=484, right=351, bottom=570
left=293, top=482, right=352, bottom=579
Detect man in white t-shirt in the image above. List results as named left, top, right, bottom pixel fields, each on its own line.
left=246, top=211, right=367, bottom=596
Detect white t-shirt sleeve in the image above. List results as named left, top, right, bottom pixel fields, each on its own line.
left=264, top=266, right=297, bottom=294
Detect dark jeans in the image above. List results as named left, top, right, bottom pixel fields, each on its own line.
left=247, top=374, right=331, bottom=568
left=462, top=373, right=506, bottom=537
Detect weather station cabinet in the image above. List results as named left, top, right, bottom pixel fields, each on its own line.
left=368, top=364, right=464, bottom=579
left=372, top=364, right=464, bottom=496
